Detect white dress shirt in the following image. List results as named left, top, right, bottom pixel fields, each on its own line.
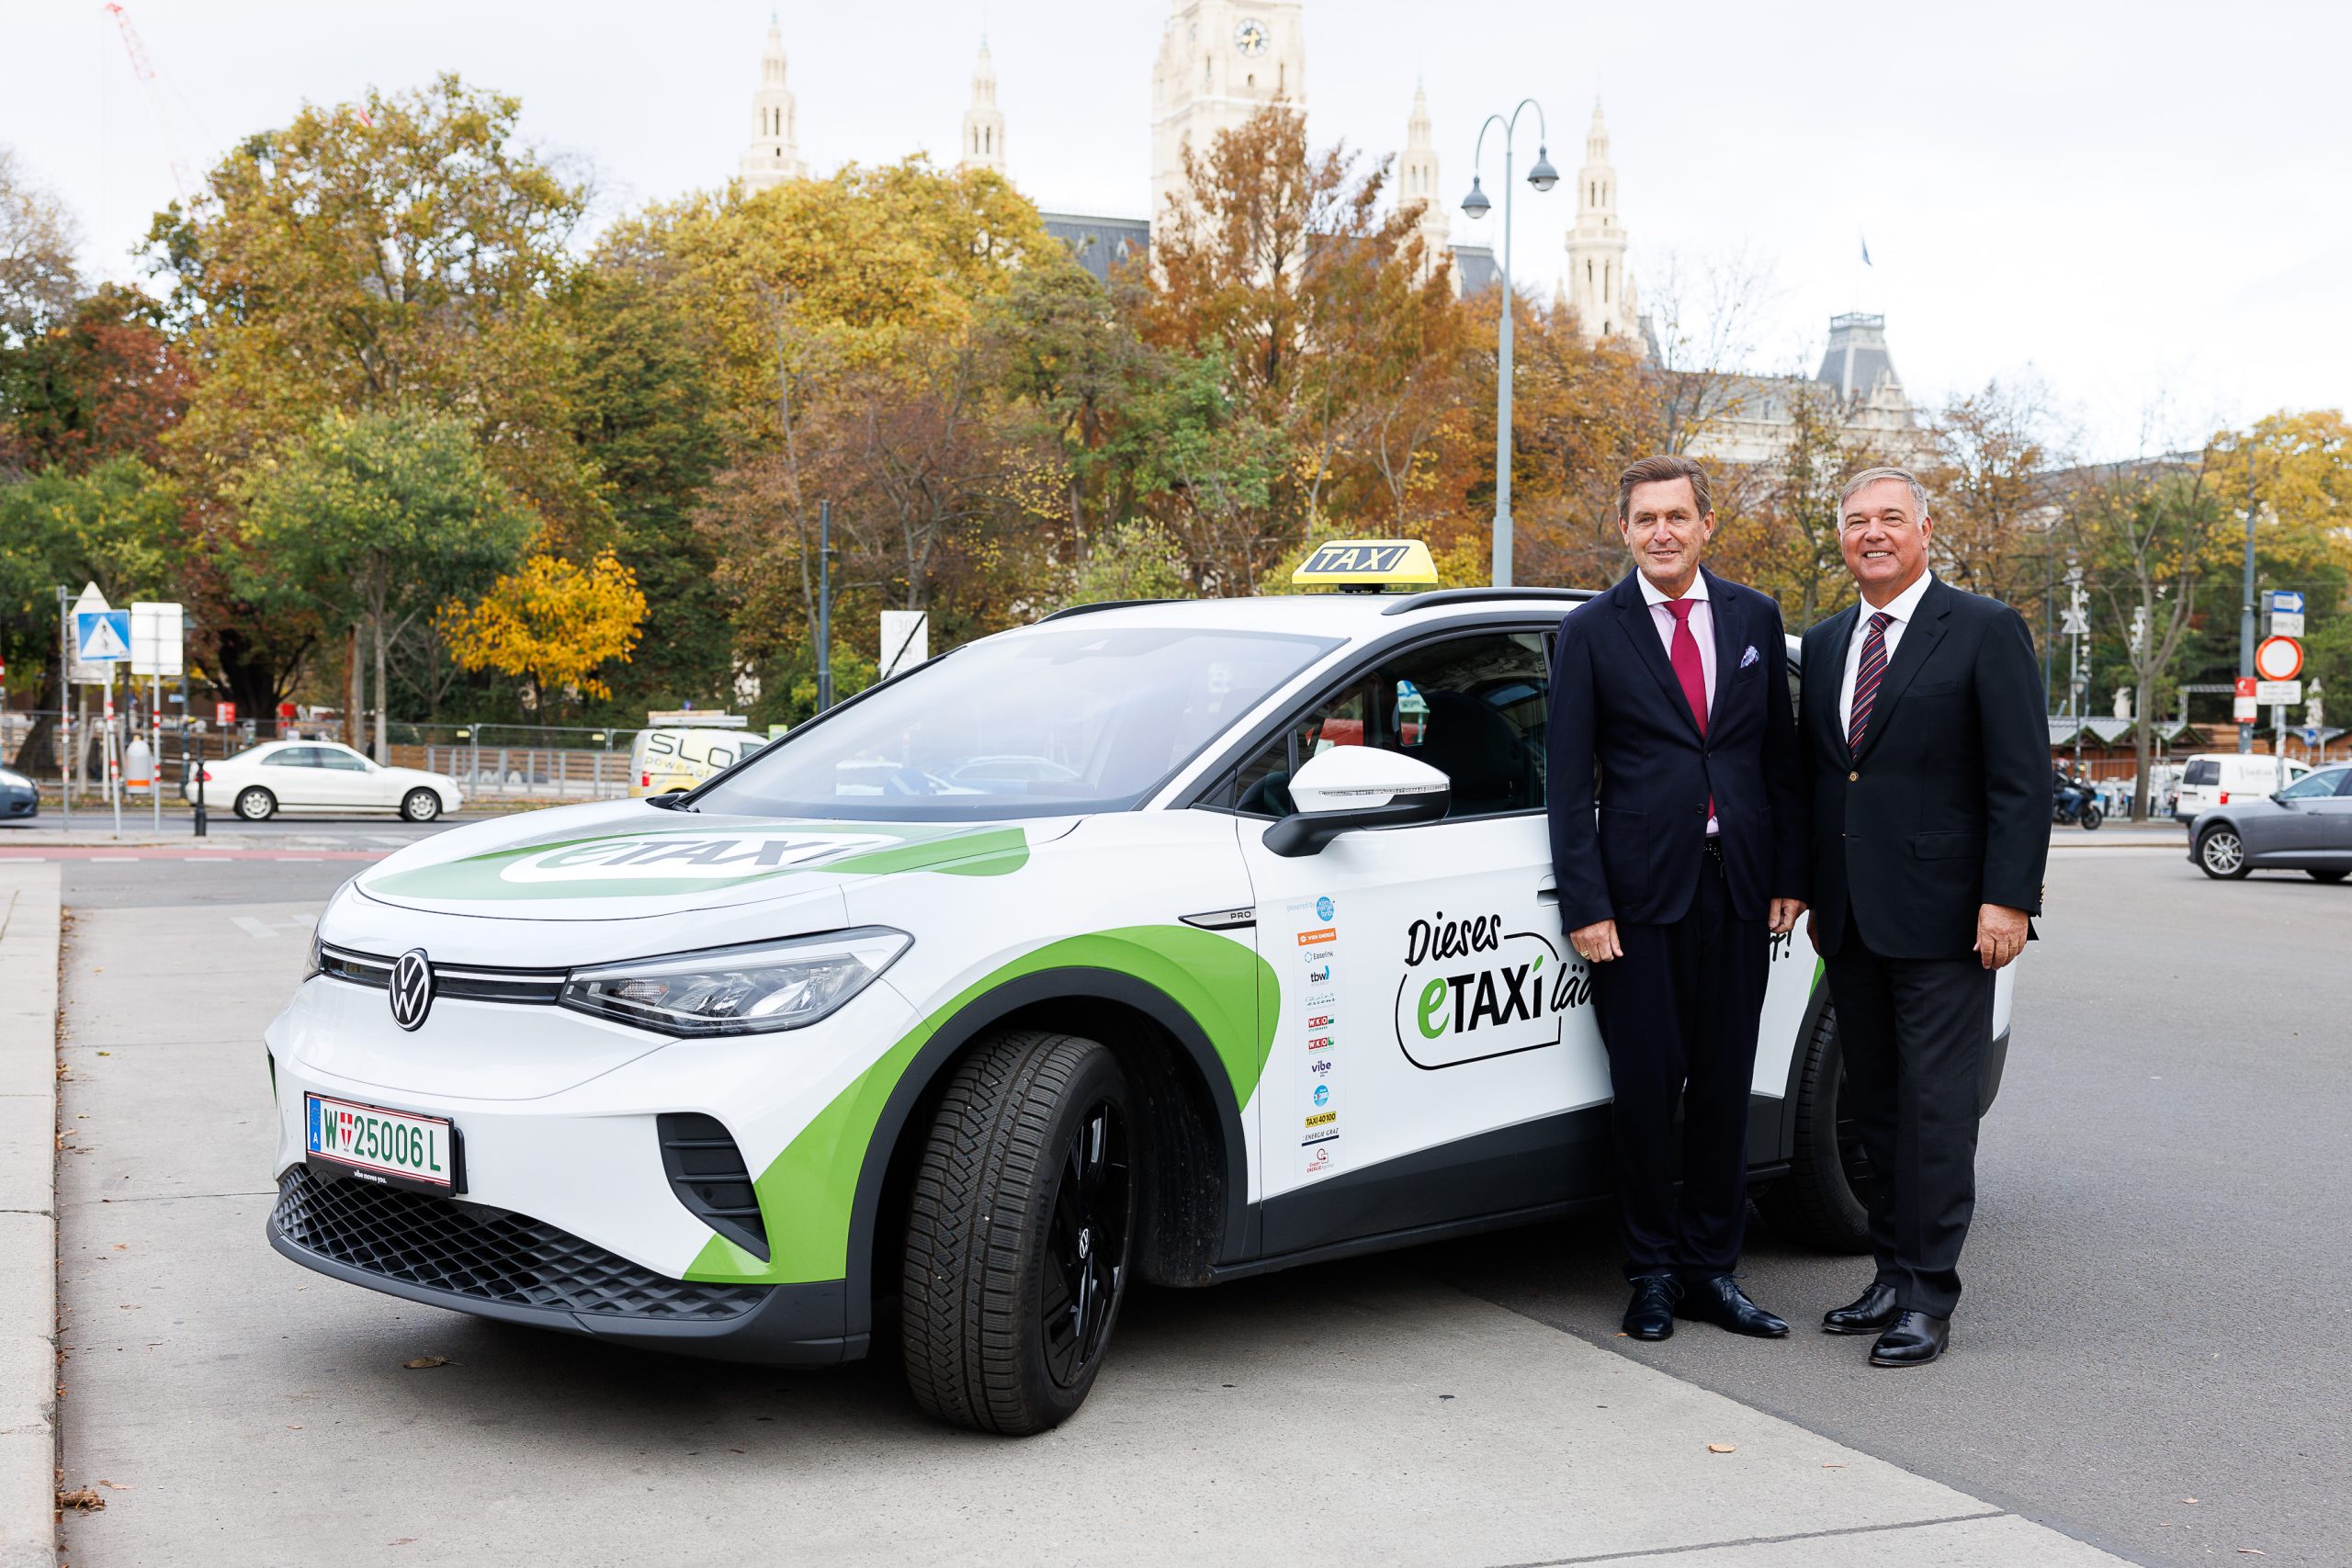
left=1838, top=570, right=1938, bottom=736
left=1638, top=572, right=1717, bottom=834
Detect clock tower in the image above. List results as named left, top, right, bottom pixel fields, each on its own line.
left=1150, top=1, right=1307, bottom=231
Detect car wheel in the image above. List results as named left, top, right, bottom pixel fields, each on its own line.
left=1756, top=1004, right=1873, bottom=1254
left=2309, top=870, right=2347, bottom=885
left=900, top=1029, right=1135, bottom=1436
left=233, top=786, right=277, bottom=822
left=400, top=788, right=442, bottom=823
left=2196, top=826, right=2250, bottom=880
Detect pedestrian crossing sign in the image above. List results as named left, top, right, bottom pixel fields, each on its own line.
left=76, top=609, right=132, bottom=663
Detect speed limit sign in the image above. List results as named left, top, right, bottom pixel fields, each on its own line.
left=2255, top=636, right=2303, bottom=682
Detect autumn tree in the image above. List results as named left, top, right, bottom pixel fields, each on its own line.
left=0, top=146, right=78, bottom=353
left=240, top=409, right=535, bottom=758
left=438, top=550, right=647, bottom=715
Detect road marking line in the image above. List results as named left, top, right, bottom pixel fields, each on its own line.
left=91, top=856, right=138, bottom=863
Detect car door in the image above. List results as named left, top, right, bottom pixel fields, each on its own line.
left=1227, top=626, right=1608, bottom=1257
left=2290, top=767, right=2352, bottom=863
left=310, top=743, right=382, bottom=808
left=259, top=745, right=327, bottom=807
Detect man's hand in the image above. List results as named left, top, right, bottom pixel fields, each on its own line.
left=1974, top=903, right=2029, bottom=970
left=1570, top=919, right=1623, bottom=964
left=1768, top=897, right=1806, bottom=936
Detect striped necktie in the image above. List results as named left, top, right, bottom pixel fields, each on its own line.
left=1847, top=611, right=1895, bottom=752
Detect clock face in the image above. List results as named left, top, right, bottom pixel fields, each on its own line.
left=1233, top=17, right=1269, bottom=56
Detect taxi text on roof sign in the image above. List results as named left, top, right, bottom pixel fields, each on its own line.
left=1290, top=539, right=1440, bottom=592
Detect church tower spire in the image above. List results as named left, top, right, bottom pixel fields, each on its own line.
left=739, top=16, right=808, bottom=191
left=960, top=38, right=1007, bottom=175
left=1563, top=100, right=1634, bottom=341
left=1399, top=80, right=1453, bottom=291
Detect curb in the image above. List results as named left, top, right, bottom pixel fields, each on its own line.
left=0, top=864, right=61, bottom=1568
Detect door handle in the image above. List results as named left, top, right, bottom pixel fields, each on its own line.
left=1536, top=879, right=1558, bottom=903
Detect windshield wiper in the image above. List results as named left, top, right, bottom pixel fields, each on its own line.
left=647, top=790, right=697, bottom=812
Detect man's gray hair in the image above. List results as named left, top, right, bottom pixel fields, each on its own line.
left=1839, top=466, right=1930, bottom=517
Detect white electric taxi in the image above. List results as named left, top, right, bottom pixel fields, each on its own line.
left=267, top=544, right=2017, bottom=1434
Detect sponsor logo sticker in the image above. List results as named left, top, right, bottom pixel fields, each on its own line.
left=1315, top=895, right=1335, bottom=922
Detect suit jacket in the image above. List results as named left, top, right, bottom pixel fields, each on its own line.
left=1797, top=577, right=2049, bottom=960
left=1547, top=568, right=1807, bottom=931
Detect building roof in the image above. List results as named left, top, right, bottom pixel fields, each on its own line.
left=1039, top=213, right=1150, bottom=286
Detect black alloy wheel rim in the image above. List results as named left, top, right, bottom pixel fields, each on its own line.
left=1039, top=1098, right=1130, bottom=1390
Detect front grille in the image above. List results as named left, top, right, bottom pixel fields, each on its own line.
left=658, top=1113, right=770, bottom=1260
left=271, top=1168, right=768, bottom=1322
left=317, top=944, right=563, bottom=1006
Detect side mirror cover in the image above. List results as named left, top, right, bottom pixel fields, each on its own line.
left=1261, top=746, right=1452, bottom=858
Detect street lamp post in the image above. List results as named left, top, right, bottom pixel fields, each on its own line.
left=1461, top=100, right=1557, bottom=589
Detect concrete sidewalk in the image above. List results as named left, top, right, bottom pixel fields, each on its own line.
left=49, top=894, right=2141, bottom=1568
left=0, top=865, right=60, bottom=1568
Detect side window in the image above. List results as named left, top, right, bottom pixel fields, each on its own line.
left=1380, top=632, right=1549, bottom=818
left=319, top=748, right=370, bottom=772
left=2280, top=769, right=2346, bottom=801
left=1225, top=631, right=1549, bottom=820
left=269, top=747, right=319, bottom=769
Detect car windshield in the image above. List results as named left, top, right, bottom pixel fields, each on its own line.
left=694, top=624, right=1340, bottom=821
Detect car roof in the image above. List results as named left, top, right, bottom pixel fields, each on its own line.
left=1023, top=589, right=1598, bottom=640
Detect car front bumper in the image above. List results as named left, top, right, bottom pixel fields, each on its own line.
left=0, top=787, right=36, bottom=819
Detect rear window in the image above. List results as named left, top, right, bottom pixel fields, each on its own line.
left=2183, top=760, right=2220, bottom=786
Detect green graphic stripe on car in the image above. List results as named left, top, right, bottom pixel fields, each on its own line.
left=684, top=925, right=1281, bottom=1285
left=364, top=822, right=1028, bottom=901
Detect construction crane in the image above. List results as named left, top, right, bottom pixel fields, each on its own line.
left=100, top=2, right=196, bottom=203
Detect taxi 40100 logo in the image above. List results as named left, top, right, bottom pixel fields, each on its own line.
left=1394, top=909, right=1590, bottom=1067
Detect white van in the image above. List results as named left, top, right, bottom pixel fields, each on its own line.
left=628, top=715, right=770, bottom=798
left=2175, top=752, right=2312, bottom=827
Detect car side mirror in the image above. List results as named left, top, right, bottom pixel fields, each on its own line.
left=1261, top=746, right=1451, bottom=858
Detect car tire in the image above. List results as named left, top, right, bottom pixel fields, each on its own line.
left=2309, top=870, right=2347, bottom=885
left=234, top=786, right=277, bottom=822
left=899, top=1029, right=1135, bottom=1436
left=1756, top=1005, right=1873, bottom=1254
left=401, top=788, right=442, bottom=823
left=2196, top=826, right=2250, bottom=880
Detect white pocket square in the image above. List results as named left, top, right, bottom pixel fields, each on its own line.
left=1739, top=645, right=1760, bottom=668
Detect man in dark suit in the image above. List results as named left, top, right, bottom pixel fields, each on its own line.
left=1548, top=456, right=1809, bottom=1342
left=1798, top=466, right=2048, bottom=1369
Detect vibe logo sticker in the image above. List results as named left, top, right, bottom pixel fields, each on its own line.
left=1392, top=908, right=1590, bottom=1069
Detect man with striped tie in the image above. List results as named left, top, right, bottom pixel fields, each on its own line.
left=1798, top=467, right=2048, bottom=1369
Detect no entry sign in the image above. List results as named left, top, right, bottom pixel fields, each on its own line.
left=2254, top=636, right=2303, bottom=682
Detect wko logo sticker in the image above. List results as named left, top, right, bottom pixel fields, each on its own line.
left=1391, top=909, right=1590, bottom=1068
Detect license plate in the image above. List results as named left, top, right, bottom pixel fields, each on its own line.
left=305, top=1093, right=460, bottom=1192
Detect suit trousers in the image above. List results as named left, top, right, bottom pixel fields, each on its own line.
left=1589, top=846, right=1767, bottom=1281
left=1826, top=912, right=1995, bottom=1317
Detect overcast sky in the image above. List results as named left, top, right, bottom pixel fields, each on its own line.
left=6, top=0, right=2346, bottom=459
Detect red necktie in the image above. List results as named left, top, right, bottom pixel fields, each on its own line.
left=1667, top=600, right=1714, bottom=829
left=1666, top=600, right=1707, bottom=735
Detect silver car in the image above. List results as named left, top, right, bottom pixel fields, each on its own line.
left=2189, top=764, right=2352, bottom=882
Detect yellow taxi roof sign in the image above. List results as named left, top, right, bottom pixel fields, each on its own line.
left=1290, top=539, right=1440, bottom=592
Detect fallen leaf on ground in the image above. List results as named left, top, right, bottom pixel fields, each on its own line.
left=2238, top=1551, right=2264, bottom=1557
left=1823, top=1463, right=1846, bottom=1469
left=57, top=1488, right=105, bottom=1512
left=1707, top=1443, right=1736, bottom=1454
left=390, top=1539, right=415, bottom=1547
left=2183, top=1497, right=2198, bottom=1504
left=402, top=1355, right=452, bottom=1370
left=96, top=1480, right=130, bottom=1491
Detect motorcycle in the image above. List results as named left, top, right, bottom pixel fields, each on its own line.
left=2052, top=781, right=2104, bottom=830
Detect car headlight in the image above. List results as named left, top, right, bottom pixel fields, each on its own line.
left=559, top=928, right=910, bottom=1037
left=0, top=767, right=28, bottom=789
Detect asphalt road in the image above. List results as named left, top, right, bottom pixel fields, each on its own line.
left=1424, top=840, right=2352, bottom=1566
left=40, top=832, right=2346, bottom=1564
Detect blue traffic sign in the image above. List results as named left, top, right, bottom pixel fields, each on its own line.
left=2265, top=590, right=2306, bottom=615
left=74, top=609, right=131, bottom=662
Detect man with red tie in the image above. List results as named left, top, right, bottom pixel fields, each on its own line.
left=1797, top=468, right=2046, bottom=1367
left=1547, top=456, right=1809, bottom=1343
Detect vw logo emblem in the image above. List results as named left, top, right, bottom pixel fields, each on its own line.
left=389, top=948, right=434, bottom=1032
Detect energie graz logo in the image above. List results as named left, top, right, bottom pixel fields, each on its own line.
left=1392, top=910, right=1589, bottom=1069
left=390, top=948, right=434, bottom=1031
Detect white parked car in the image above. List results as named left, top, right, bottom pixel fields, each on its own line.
left=187, top=740, right=464, bottom=822
left=2173, top=751, right=2312, bottom=828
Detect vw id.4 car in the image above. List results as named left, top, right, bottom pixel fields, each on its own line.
left=267, top=560, right=2016, bottom=1433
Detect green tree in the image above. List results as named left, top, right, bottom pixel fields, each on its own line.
left=240, top=409, right=534, bottom=758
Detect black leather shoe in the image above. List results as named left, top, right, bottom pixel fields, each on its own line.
left=1823, top=1282, right=1900, bottom=1336
left=1623, top=1275, right=1679, bottom=1341
left=1869, top=1310, right=1951, bottom=1367
left=1674, top=1274, right=1790, bottom=1337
